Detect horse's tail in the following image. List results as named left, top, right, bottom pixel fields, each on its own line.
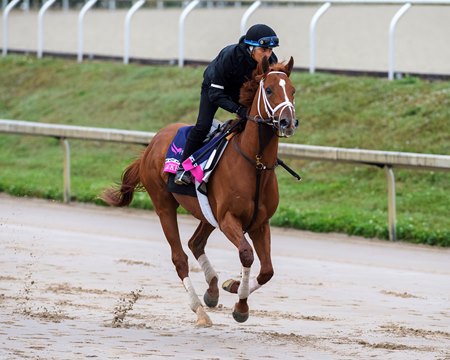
left=101, top=157, right=142, bottom=207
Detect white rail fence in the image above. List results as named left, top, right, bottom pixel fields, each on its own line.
left=1, top=119, right=449, bottom=241
left=2, top=0, right=450, bottom=78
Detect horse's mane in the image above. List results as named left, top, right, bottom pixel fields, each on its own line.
left=239, top=62, right=288, bottom=108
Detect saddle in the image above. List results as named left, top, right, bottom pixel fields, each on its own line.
left=164, top=119, right=241, bottom=198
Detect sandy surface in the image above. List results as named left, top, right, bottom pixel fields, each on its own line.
left=1, top=6, right=450, bottom=74
left=0, top=193, right=449, bottom=359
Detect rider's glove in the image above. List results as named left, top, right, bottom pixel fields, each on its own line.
left=236, top=106, right=248, bottom=120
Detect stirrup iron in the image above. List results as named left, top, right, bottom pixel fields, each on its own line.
left=174, top=168, right=192, bottom=185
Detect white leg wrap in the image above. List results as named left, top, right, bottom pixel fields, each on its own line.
left=249, top=277, right=262, bottom=294
left=198, top=254, right=218, bottom=284
left=183, top=277, right=202, bottom=313
left=238, top=267, right=251, bottom=300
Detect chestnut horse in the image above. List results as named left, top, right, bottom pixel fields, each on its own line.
left=102, top=56, right=297, bottom=326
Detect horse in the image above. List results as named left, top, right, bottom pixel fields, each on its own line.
left=102, top=56, right=297, bottom=326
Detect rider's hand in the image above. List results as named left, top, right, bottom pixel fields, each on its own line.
left=236, top=106, right=248, bottom=120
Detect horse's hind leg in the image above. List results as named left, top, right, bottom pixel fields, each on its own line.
left=150, top=193, right=212, bottom=327
left=188, top=222, right=218, bottom=308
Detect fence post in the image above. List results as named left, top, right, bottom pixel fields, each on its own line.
left=2, top=0, right=22, bottom=57
left=178, top=0, right=200, bottom=68
left=240, top=0, right=261, bottom=35
left=309, top=2, right=331, bottom=74
left=78, top=0, right=99, bottom=63
left=388, top=2, right=412, bottom=80
left=385, top=165, right=397, bottom=241
left=61, top=138, right=71, bottom=204
left=124, top=0, right=146, bottom=64
left=37, top=0, right=58, bottom=59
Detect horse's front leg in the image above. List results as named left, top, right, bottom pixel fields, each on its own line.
left=248, top=221, right=274, bottom=289
left=187, top=221, right=219, bottom=308
left=220, top=214, right=255, bottom=323
left=222, top=222, right=273, bottom=322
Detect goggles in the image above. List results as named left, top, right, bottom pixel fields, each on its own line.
left=244, top=36, right=279, bottom=48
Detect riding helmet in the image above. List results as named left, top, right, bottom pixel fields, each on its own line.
left=244, top=24, right=279, bottom=48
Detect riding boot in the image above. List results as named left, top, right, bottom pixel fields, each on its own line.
left=174, top=137, right=204, bottom=185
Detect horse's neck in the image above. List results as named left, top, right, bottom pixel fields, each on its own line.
left=238, top=120, right=278, bottom=165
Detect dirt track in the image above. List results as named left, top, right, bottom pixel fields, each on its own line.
left=1, top=193, right=449, bottom=359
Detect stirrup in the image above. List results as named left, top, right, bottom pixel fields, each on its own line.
left=174, top=169, right=192, bottom=185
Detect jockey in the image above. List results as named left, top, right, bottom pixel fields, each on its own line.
left=175, top=24, right=280, bottom=185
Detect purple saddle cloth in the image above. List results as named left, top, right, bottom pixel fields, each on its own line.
left=164, top=125, right=223, bottom=183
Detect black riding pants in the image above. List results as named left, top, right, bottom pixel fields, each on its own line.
left=181, top=85, right=218, bottom=162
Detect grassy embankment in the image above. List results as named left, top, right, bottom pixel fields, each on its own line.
left=0, top=55, right=449, bottom=245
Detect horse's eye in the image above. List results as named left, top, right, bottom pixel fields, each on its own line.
left=266, top=87, right=272, bottom=95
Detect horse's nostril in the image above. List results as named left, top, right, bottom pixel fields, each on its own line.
left=280, top=119, right=289, bottom=128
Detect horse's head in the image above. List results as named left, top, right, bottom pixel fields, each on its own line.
left=251, top=56, right=298, bottom=138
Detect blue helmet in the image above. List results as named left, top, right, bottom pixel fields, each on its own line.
left=244, top=24, right=279, bottom=48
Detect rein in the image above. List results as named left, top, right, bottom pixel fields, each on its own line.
left=232, top=135, right=277, bottom=171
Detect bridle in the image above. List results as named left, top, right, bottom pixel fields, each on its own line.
left=233, top=69, right=299, bottom=170
left=249, top=70, right=298, bottom=137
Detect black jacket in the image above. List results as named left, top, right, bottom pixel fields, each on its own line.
left=202, top=38, right=278, bottom=114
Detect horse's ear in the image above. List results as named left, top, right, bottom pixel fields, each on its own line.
left=285, top=57, right=294, bottom=77
left=261, top=56, right=270, bottom=75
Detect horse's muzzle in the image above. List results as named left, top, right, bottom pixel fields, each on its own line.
left=278, top=117, right=299, bottom=137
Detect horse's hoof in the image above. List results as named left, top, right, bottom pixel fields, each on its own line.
left=232, top=309, right=249, bottom=323
left=222, top=279, right=240, bottom=294
left=203, top=291, right=219, bottom=308
left=195, top=307, right=212, bottom=327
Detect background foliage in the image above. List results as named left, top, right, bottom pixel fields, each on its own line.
left=0, top=55, right=449, bottom=245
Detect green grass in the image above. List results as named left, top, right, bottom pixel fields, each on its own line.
left=0, top=55, right=449, bottom=246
